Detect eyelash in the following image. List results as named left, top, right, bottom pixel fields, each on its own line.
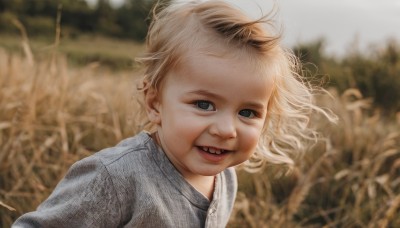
left=193, top=100, right=259, bottom=118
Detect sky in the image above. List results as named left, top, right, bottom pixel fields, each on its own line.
left=89, top=0, right=400, bottom=57
left=227, top=0, right=400, bottom=57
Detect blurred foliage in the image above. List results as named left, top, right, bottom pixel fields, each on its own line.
left=0, top=0, right=160, bottom=41
left=294, top=39, right=400, bottom=115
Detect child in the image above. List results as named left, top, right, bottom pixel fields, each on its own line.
left=13, top=0, right=335, bottom=227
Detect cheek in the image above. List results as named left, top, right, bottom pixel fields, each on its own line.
left=161, top=110, right=206, bottom=136
left=159, top=116, right=207, bottom=151
left=241, top=125, right=264, bottom=150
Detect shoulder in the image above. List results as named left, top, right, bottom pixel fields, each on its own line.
left=67, top=132, right=153, bottom=174
left=93, top=131, right=153, bottom=165
left=63, top=131, right=156, bottom=197
left=70, top=132, right=158, bottom=187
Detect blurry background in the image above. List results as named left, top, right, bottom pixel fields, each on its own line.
left=0, top=0, right=399, bottom=227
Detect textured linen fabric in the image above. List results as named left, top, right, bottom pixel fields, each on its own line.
left=12, top=131, right=237, bottom=228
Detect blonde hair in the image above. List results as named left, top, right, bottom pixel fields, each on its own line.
left=136, top=0, right=337, bottom=171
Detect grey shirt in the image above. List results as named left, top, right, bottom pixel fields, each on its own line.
left=12, top=132, right=237, bottom=228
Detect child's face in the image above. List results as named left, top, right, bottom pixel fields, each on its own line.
left=146, top=50, right=274, bottom=178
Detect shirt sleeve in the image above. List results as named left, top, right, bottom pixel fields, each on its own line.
left=12, top=155, right=122, bottom=228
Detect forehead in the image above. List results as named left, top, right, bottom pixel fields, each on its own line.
left=175, top=40, right=275, bottom=82
left=163, top=47, right=275, bottom=103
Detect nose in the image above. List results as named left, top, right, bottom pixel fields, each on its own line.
left=209, top=113, right=237, bottom=139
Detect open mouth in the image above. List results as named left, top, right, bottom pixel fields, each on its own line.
left=198, top=146, right=229, bottom=155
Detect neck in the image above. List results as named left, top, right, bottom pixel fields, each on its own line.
left=185, top=175, right=216, bottom=201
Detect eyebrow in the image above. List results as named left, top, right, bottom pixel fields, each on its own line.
left=187, top=89, right=224, bottom=100
left=187, top=89, right=266, bottom=110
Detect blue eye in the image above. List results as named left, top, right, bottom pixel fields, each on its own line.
left=239, top=109, right=256, bottom=118
left=195, top=100, right=215, bottom=111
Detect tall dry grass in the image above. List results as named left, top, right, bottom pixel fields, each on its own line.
left=0, top=45, right=399, bottom=227
left=229, top=89, right=400, bottom=227
left=0, top=47, right=141, bottom=226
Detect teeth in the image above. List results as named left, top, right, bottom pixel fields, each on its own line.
left=202, top=146, right=223, bottom=154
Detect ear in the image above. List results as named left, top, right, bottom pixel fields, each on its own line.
left=144, top=87, right=162, bottom=125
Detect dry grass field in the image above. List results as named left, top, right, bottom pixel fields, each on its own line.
left=0, top=42, right=399, bottom=227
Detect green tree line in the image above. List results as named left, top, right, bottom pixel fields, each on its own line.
left=0, top=0, right=156, bottom=41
